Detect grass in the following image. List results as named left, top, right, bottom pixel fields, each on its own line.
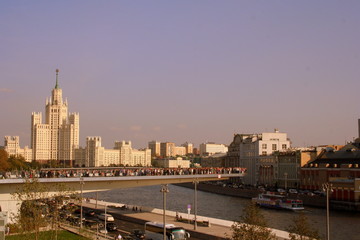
left=6, top=230, right=90, bottom=240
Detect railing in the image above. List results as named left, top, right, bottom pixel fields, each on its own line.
left=0, top=167, right=246, bottom=180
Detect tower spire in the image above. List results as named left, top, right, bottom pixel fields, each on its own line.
left=55, top=69, right=59, bottom=89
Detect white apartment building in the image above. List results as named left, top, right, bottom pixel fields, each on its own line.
left=181, top=142, right=193, bottom=155
left=199, top=142, right=228, bottom=156
left=148, top=141, right=161, bottom=158
left=239, top=129, right=291, bottom=186
left=174, top=146, right=186, bottom=156
left=75, top=138, right=151, bottom=167
left=4, top=136, right=33, bottom=162
left=152, top=157, right=190, bottom=168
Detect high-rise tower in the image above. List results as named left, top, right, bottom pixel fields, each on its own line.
left=31, top=69, right=79, bottom=165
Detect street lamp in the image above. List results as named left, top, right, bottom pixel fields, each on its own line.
left=160, top=184, right=169, bottom=240
left=322, top=182, right=333, bottom=240
left=284, top=172, right=288, bottom=190
left=193, top=179, right=199, bottom=230
left=80, top=177, right=84, bottom=229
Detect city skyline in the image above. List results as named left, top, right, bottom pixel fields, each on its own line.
left=1, top=1, right=360, bottom=149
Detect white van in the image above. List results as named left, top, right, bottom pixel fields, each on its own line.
left=97, top=213, right=115, bottom=222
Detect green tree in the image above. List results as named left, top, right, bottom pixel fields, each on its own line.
left=287, top=212, right=322, bottom=240
left=0, top=149, right=10, bottom=171
left=12, top=179, right=49, bottom=240
left=11, top=179, right=78, bottom=240
left=229, top=203, right=276, bottom=240
left=8, top=155, right=29, bottom=171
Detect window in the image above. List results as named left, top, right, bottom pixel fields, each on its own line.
left=272, top=144, right=277, bottom=151
left=262, top=144, right=267, bottom=149
left=282, top=144, right=287, bottom=150
left=262, top=151, right=267, bottom=156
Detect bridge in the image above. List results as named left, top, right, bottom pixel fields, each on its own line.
left=0, top=167, right=245, bottom=222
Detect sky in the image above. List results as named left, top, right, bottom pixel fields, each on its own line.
left=1, top=0, right=360, bottom=149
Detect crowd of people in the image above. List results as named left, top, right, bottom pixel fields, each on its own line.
left=1, top=167, right=246, bottom=179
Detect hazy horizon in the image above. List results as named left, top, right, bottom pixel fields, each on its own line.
left=1, top=1, right=360, bottom=149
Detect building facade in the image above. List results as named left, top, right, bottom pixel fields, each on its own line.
left=224, top=129, right=291, bottom=186
left=160, top=142, right=176, bottom=157
left=75, top=138, right=151, bottom=167
left=148, top=141, right=161, bottom=158
left=152, top=157, right=190, bottom=168
left=300, top=140, right=360, bottom=194
left=199, top=142, right=228, bottom=156
left=181, top=142, right=193, bottom=155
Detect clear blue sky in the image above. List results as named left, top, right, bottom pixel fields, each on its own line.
left=1, top=1, right=359, bottom=149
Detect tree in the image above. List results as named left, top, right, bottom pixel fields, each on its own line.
left=7, top=155, right=29, bottom=171
left=12, top=179, right=50, bottom=240
left=0, top=149, right=10, bottom=171
left=287, top=212, right=322, bottom=240
left=229, top=203, right=276, bottom=240
left=11, top=179, right=77, bottom=240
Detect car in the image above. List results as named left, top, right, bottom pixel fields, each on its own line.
left=277, top=188, right=286, bottom=194
left=85, top=209, right=96, bottom=217
left=131, top=229, right=145, bottom=239
left=106, top=222, right=117, bottom=231
left=288, top=189, right=298, bottom=194
left=97, top=213, right=115, bottom=222
left=84, top=219, right=103, bottom=229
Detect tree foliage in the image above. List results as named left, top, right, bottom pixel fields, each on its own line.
left=12, top=179, right=49, bottom=240
left=229, top=203, right=276, bottom=240
left=8, top=155, right=29, bottom=171
left=0, top=149, right=10, bottom=171
left=12, top=179, right=78, bottom=240
left=287, top=212, right=322, bottom=240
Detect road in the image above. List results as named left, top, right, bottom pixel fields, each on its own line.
left=82, top=206, right=201, bottom=240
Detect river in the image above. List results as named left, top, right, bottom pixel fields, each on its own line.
left=84, top=184, right=360, bottom=240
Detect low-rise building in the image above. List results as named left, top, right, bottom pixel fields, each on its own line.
left=300, top=139, right=360, bottom=199
left=75, top=138, right=151, bottom=167
left=199, top=142, right=228, bottom=156
left=152, top=157, right=190, bottom=168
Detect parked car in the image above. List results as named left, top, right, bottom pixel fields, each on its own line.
left=97, top=213, right=115, bottom=222
left=85, top=209, right=96, bottom=217
left=288, top=189, right=298, bottom=194
left=277, top=188, right=286, bottom=194
left=131, top=229, right=145, bottom=239
left=84, top=219, right=103, bottom=229
left=106, top=222, right=117, bottom=231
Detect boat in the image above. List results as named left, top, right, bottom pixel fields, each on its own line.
left=252, top=192, right=304, bottom=210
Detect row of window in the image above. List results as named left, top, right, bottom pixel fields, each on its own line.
left=262, top=143, right=287, bottom=150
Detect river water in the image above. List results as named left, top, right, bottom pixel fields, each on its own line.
left=84, top=184, right=360, bottom=240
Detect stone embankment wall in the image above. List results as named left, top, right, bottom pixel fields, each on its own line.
left=175, top=182, right=327, bottom=208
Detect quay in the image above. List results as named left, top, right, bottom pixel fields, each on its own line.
left=82, top=199, right=290, bottom=240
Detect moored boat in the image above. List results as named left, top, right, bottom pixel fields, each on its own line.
left=252, top=192, right=304, bottom=210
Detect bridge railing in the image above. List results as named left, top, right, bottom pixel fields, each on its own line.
left=0, top=167, right=246, bottom=180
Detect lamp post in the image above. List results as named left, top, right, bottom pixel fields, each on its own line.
left=284, top=172, right=288, bottom=190
left=322, top=182, right=333, bottom=240
left=160, top=184, right=169, bottom=240
left=104, top=202, right=107, bottom=239
left=193, top=179, right=199, bottom=230
left=80, top=177, right=84, bottom=229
